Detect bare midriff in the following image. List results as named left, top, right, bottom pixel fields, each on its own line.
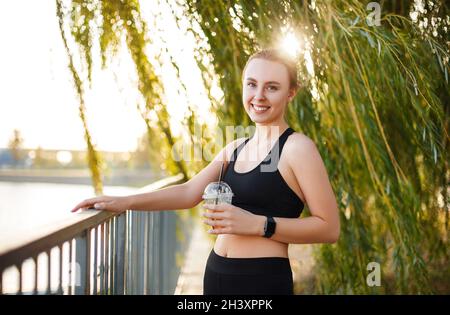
left=213, top=234, right=289, bottom=258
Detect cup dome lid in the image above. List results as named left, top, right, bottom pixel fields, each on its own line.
left=202, top=181, right=233, bottom=199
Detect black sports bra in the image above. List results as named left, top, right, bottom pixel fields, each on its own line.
left=222, top=127, right=305, bottom=218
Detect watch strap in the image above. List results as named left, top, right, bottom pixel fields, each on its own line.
left=263, top=216, right=276, bottom=238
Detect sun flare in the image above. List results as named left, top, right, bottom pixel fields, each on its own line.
left=280, top=32, right=302, bottom=58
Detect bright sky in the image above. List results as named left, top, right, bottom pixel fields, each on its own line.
left=0, top=0, right=214, bottom=152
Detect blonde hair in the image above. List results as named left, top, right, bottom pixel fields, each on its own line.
left=242, top=48, right=298, bottom=90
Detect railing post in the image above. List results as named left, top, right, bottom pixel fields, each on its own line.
left=147, top=211, right=156, bottom=294
left=75, top=231, right=87, bottom=295
left=154, top=212, right=161, bottom=294
left=109, top=218, right=114, bottom=294
left=159, top=212, right=165, bottom=294
left=126, top=210, right=137, bottom=294
left=113, top=213, right=126, bottom=294
left=136, top=211, right=145, bottom=294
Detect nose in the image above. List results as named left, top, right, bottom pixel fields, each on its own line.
left=253, top=86, right=266, bottom=101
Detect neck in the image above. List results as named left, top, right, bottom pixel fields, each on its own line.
left=253, top=121, right=289, bottom=143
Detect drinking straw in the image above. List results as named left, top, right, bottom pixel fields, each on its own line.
left=214, top=162, right=224, bottom=205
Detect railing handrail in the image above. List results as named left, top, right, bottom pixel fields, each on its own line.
left=0, top=173, right=185, bottom=272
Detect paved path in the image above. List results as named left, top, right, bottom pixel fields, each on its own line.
left=174, top=222, right=213, bottom=295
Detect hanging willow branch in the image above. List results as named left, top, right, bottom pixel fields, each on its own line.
left=56, top=0, right=189, bottom=182
left=56, top=0, right=104, bottom=194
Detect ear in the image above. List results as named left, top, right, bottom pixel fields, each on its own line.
left=287, top=87, right=298, bottom=102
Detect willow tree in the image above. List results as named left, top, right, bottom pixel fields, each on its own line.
left=178, top=0, right=449, bottom=293
left=56, top=0, right=191, bottom=194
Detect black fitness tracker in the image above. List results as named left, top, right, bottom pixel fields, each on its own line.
left=263, top=216, right=276, bottom=238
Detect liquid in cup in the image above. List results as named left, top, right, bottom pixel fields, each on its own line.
left=202, top=181, right=233, bottom=229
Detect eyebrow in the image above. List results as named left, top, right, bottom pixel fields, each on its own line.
left=246, top=77, right=281, bottom=85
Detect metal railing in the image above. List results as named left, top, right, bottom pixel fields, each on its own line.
left=0, top=173, right=192, bottom=295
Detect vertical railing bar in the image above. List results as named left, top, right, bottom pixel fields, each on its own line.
left=141, top=212, right=145, bottom=294
left=146, top=213, right=152, bottom=294
left=144, top=212, right=148, bottom=294
left=85, top=228, right=91, bottom=295
left=109, top=217, right=114, bottom=295
left=75, top=232, right=87, bottom=295
left=105, top=220, right=109, bottom=294
left=129, top=211, right=136, bottom=294
left=154, top=212, right=160, bottom=294
left=163, top=212, right=168, bottom=294
left=136, top=212, right=144, bottom=294
left=46, top=249, right=51, bottom=294
left=169, top=212, right=175, bottom=294
left=133, top=211, right=138, bottom=294
left=129, top=210, right=134, bottom=294
left=166, top=212, right=171, bottom=294
left=125, top=210, right=131, bottom=294
left=115, top=213, right=125, bottom=295
left=100, top=223, right=105, bottom=294
left=93, top=226, right=98, bottom=295
left=68, top=239, right=72, bottom=295
left=150, top=212, right=155, bottom=294
left=143, top=212, right=148, bottom=294
left=159, top=212, right=164, bottom=294
left=128, top=212, right=132, bottom=294
left=124, top=212, right=127, bottom=294
left=17, top=263, right=22, bottom=295
left=160, top=212, right=164, bottom=294
left=113, top=215, right=118, bottom=294
left=58, top=244, right=63, bottom=295
left=112, top=215, right=117, bottom=294
left=32, top=255, right=38, bottom=295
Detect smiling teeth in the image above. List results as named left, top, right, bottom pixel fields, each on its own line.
left=252, top=104, right=269, bottom=112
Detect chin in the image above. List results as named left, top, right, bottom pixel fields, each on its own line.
left=249, top=115, right=274, bottom=124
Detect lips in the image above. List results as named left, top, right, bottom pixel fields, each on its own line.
left=251, top=103, right=271, bottom=113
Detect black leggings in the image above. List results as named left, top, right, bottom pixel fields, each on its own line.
left=203, top=248, right=294, bottom=295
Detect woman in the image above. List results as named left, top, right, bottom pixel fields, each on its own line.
left=71, top=48, right=340, bottom=295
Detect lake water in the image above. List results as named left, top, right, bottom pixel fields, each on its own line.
left=0, top=181, right=139, bottom=294
left=0, top=181, right=138, bottom=239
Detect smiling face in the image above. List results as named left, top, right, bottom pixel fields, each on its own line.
left=242, top=58, right=297, bottom=125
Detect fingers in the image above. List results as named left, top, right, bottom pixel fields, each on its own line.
left=71, top=196, right=109, bottom=213
left=71, top=200, right=92, bottom=212
left=203, top=218, right=224, bottom=227
left=93, top=202, right=108, bottom=210
left=93, top=200, right=125, bottom=212
left=203, top=204, right=228, bottom=212
left=202, top=211, right=221, bottom=220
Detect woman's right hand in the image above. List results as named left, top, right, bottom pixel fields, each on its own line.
left=70, top=195, right=131, bottom=213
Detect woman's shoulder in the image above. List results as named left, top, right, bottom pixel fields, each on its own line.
left=284, top=131, right=318, bottom=157
left=222, top=137, right=248, bottom=162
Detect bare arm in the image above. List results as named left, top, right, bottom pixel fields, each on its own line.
left=71, top=138, right=246, bottom=213
left=259, top=135, right=340, bottom=244
left=70, top=182, right=194, bottom=213
left=132, top=137, right=247, bottom=211
left=128, top=183, right=193, bottom=211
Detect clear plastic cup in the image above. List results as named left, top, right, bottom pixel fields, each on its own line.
left=202, top=181, right=233, bottom=205
left=202, top=181, right=233, bottom=231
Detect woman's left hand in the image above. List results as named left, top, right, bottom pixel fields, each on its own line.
left=202, top=203, right=264, bottom=236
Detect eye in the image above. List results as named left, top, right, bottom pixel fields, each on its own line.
left=247, top=82, right=256, bottom=87
left=267, top=85, right=278, bottom=91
